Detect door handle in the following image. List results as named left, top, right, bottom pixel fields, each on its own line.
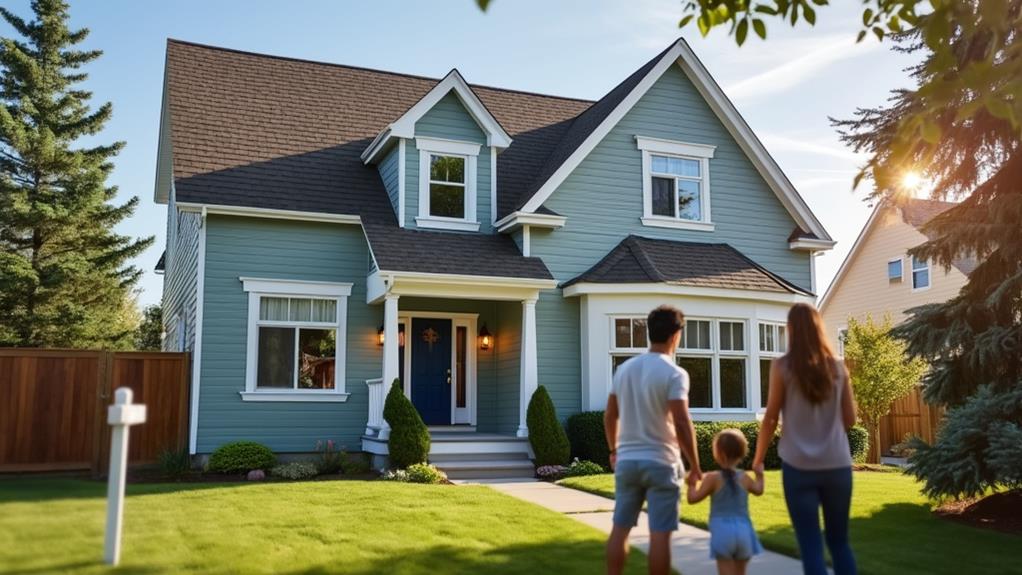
left=446, top=369, right=452, bottom=385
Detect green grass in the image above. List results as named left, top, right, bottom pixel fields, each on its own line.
left=560, top=471, right=1022, bottom=575
left=0, top=478, right=648, bottom=575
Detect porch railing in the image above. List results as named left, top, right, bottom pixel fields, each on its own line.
left=365, top=377, right=389, bottom=439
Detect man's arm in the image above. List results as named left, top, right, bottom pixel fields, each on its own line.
left=604, top=394, right=620, bottom=469
left=669, top=398, right=701, bottom=483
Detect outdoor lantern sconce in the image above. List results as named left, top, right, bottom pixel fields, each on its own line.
left=377, top=325, right=385, bottom=346
left=377, top=325, right=406, bottom=347
left=479, top=323, right=492, bottom=351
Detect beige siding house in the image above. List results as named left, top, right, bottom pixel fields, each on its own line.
left=820, top=199, right=973, bottom=352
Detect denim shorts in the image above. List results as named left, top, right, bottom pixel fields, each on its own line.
left=708, top=516, right=763, bottom=560
left=612, top=459, right=681, bottom=532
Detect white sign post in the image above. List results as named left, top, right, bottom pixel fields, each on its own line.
left=104, top=387, right=146, bottom=566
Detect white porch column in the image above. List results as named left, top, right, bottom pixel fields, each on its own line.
left=380, top=293, right=400, bottom=440
left=517, top=296, right=539, bottom=438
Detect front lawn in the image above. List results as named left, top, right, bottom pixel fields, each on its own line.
left=0, top=479, right=646, bottom=575
left=560, top=471, right=1022, bottom=575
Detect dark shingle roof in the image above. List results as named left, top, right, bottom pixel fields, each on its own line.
left=363, top=223, right=552, bottom=280
left=164, top=39, right=592, bottom=224
left=504, top=44, right=673, bottom=216
left=155, top=251, right=166, bottom=273
left=900, top=199, right=979, bottom=276
left=563, top=235, right=812, bottom=295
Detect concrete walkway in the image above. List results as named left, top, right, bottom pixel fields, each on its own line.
left=479, top=480, right=807, bottom=575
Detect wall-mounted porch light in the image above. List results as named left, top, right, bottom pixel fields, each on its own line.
left=377, top=325, right=385, bottom=346
left=377, top=325, right=407, bottom=347
left=479, top=323, right=492, bottom=351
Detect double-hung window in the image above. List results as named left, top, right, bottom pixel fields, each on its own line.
left=911, top=256, right=930, bottom=290
left=888, top=258, right=903, bottom=283
left=636, top=136, right=715, bottom=231
left=416, top=136, right=480, bottom=231
left=241, top=278, right=352, bottom=402
left=717, top=321, right=747, bottom=409
left=758, top=323, right=787, bottom=408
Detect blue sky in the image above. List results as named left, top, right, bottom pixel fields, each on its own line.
left=3, top=0, right=918, bottom=307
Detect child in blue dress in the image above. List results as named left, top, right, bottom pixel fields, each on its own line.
left=687, top=428, right=764, bottom=575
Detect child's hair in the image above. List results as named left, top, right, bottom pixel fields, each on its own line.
left=714, top=429, right=749, bottom=492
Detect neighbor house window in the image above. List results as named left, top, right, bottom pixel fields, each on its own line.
left=241, top=278, right=352, bottom=401
left=912, top=256, right=930, bottom=290
left=837, top=328, right=849, bottom=358
left=888, top=258, right=903, bottom=283
left=636, top=136, right=716, bottom=231
left=416, top=136, right=480, bottom=231
left=758, top=322, right=787, bottom=408
left=610, top=316, right=749, bottom=411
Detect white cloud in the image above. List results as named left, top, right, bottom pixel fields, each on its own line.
left=759, top=132, right=865, bottom=162
left=723, top=34, right=882, bottom=102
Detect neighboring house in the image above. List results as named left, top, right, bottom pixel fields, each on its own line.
left=820, top=198, right=974, bottom=355
left=155, top=38, right=834, bottom=475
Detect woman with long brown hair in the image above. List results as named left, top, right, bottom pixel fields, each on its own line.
left=752, top=303, right=857, bottom=575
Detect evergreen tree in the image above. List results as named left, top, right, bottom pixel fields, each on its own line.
left=0, top=0, right=152, bottom=349
left=134, top=304, right=162, bottom=351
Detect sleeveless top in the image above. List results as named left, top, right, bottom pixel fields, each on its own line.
left=777, top=358, right=852, bottom=470
left=709, top=470, right=750, bottom=520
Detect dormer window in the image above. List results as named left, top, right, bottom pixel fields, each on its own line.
left=636, top=136, right=716, bottom=232
left=416, top=137, right=480, bottom=232
left=429, top=154, right=466, bottom=219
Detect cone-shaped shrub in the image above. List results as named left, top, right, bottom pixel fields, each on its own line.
left=383, top=379, right=430, bottom=468
left=526, top=385, right=570, bottom=466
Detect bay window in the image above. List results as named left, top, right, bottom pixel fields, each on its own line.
left=758, top=322, right=787, bottom=408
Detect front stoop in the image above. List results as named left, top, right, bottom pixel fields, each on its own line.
left=362, top=432, right=536, bottom=480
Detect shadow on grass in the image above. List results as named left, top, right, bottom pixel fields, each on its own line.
left=281, top=541, right=629, bottom=575
left=0, top=477, right=265, bottom=504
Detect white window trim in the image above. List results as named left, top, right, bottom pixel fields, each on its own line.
left=911, top=256, right=931, bottom=292
left=608, top=315, right=752, bottom=412
left=757, top=322, right=787, bottom=355
left=888, top=257, right=904, bottom=283
left=416, top=137, right=480, bottom=231
left=240, top=277, right=352, bottom=402
left=836, top=326, right=849, bottom=358
left=637, top=136, right=715, bottom=231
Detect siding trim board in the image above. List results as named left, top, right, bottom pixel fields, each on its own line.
left=188, top=209, right=206, bottom=454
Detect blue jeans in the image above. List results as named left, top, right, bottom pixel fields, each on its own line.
left=782, top=463, right=856, bottom=575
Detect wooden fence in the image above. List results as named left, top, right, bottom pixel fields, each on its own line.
left=0, top=349, right=189, bottom=474
left=875, top=386, right=943, bottom=456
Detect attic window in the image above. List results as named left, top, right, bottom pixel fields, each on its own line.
left=636, top=136, right=716, bottom=232
left=415, top=137, right=480, bottom=232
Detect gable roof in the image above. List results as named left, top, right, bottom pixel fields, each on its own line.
left=819, top=198, right=977, bottom=308
left=360, top=68, right=512, bottom=164
left=563, top=235, right=813, bottom=295
left=514, top=38, right=833, bottom=246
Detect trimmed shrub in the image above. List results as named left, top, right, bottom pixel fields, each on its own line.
left=207, top=441, right=275, bottom=474
left=383, top=379, right=430, bottom=468
left=693, top=421, right=782, bottom=471
left=526, top=386, right=571, bottom=466
left=566, top=411, right=611, bottom=470
left=564, top=458, right=605, bottom=477
left=270, top=461, right=319, bottom=480
left=405, top=463, right=447, bottom=484
left=848, top=425, right=870, bottom=464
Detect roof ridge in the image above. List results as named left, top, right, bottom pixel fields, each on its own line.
left=625, top=236, right=666, bottom=282
left=166, top=38, right=596, bottom=105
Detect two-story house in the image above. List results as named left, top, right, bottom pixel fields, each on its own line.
left=820, top=198, right=975, bottom=354
left=155, top=38, right=834, bottom=476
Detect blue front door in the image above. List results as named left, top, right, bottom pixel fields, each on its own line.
left=410, top=318, right=452, bottom=425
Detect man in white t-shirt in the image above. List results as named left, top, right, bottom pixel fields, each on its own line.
left=605, top=304, right=702, bottom=575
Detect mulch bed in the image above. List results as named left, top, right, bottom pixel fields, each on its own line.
left=935, top=490, right=1022, bottom=535
left=125, top=469, right=378, bottom=484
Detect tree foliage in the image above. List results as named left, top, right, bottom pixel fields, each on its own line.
left=0, top=0, right=153, bottom=349
left=134, top=304, right=162, bottom=351
left=843, top=314, right=927, bottom=463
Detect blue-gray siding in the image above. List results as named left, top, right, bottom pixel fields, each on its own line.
left=161, top=185, right=200, bottom=353
left=405, top=92, right=493, bottom=231
left=379, top=144, right=401, bottom=217
left=529, top=64, right=811, bottom=421
left=196, top=215, right=380, bottom=453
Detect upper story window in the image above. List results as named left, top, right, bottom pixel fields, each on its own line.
left=636, top=136, right=716, bottom=232
left=428, top=154, right=466, bottom=219
left=912, top=255, right=931, bottom=290
left=888, top=258, right=903, bottom=283
left=416, top=137, right=480, bottom=232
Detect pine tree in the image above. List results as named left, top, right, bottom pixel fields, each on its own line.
left=834, top=16, right=1022, bottom=498
left=0, top=0, right=152, bottom=348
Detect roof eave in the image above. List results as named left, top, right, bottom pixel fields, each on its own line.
left=494, top=211, right=567, bottom=233
left=562, top=281, right=813, bottom=303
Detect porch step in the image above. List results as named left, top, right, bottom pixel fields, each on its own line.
left=429, top=451, right=530, bottom=463
left=435, top=458, right=536, bottom=480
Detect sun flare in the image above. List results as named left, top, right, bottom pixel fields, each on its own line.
left=901, top=171, right=926, bottom=190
